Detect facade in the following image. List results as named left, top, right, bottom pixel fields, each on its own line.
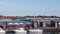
left=25, top=17, right=60, bottom=34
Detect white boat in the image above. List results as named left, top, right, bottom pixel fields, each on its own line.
left=29, top=29, right=43, bottom=34
left=13, top=28, right=27, bottom=34
left=0, top=27, right=5, bottom=34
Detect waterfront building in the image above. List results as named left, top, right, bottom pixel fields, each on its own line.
left=0, top=16, right=60, bottom=34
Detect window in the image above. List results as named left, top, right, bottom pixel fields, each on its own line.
left=38, top=22, right=43, bottom=27
left=46, top=22, right=51, bottom=27
left=50, top=20, right=55, bottom=27
left=46, top=20, right=55, bottom=27
left=46, top=21, right=51, bottom=27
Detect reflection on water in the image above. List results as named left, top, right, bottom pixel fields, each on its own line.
left=58, top=32, right=60, bottom=34
left=46, top=32, right=51, bottom=34
left=27, top=31, right=30, bottom=34
left=5, top=31, right=16, bottom=34
left=46, top=32, right=55, bottom=34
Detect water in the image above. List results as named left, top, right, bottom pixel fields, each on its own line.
left=5, top=31, right=27, bottom=34
left=5, top=31, right=16, bottom=34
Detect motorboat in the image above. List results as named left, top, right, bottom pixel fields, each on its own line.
left=0, top=27, right=5, bottom=34
left=28, top=29, right=43, bottom=34
left=13, top=28, right=27, bottom=34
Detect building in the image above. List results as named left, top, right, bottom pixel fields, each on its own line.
left=24, top=17, right=60, bottom=34
left=0, top=16, right=60, bottom=34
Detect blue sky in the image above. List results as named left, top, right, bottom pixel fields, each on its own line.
left=0, top=0, right=60, bottom=16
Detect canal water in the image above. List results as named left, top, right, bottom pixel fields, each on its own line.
left=5, top=31, right=16, bottom=34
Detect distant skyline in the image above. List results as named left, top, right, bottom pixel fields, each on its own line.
left=0, top=0, right=60, bottom=16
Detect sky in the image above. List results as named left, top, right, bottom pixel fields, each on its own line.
left=0, top=0, right=60, bottom=16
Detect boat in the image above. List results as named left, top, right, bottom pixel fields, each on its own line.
left=28, top=29, right=43, bottom=34
left=13, top=28, right=27, bottom=34
left=0, top=27, right=5, bottom=34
